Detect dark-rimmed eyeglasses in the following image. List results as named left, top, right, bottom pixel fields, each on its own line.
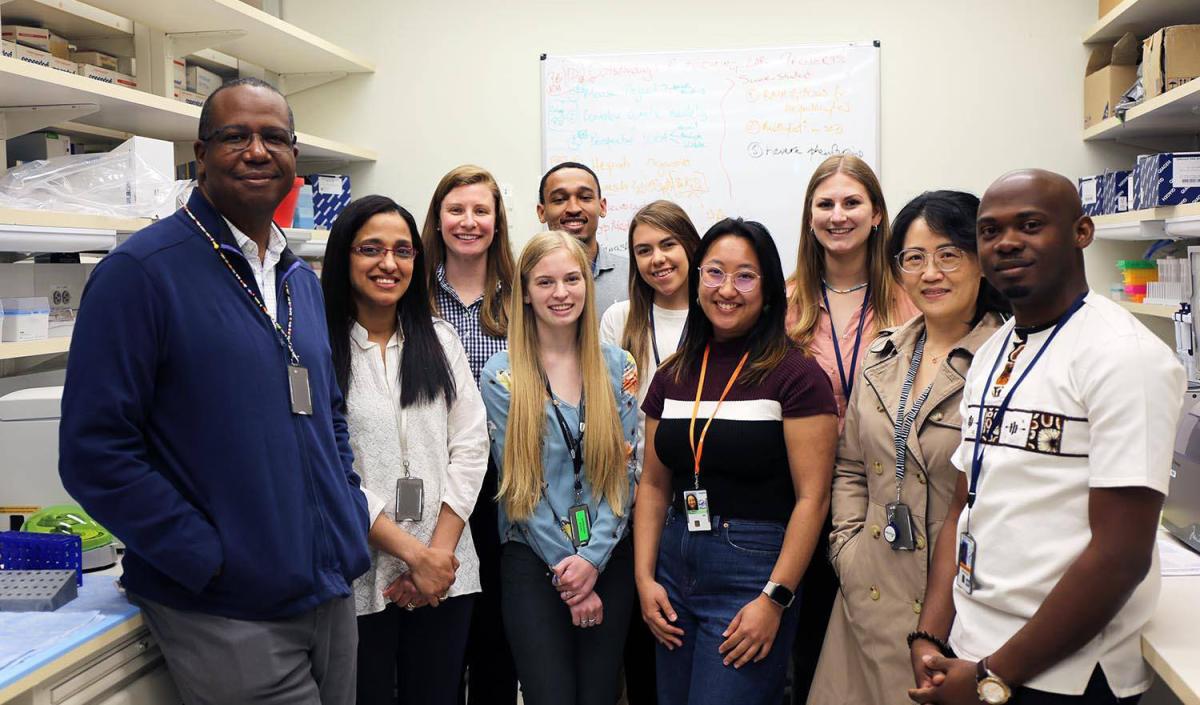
left=698, top=265, right=761, bottom=293
left=894, top=246, right=966, bottom=274
left=351, top=244, right=416, bottom=260
left=202, top=127, right=297, bottom=154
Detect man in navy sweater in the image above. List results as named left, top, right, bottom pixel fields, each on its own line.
left=59, top=78, right=370, bottom=705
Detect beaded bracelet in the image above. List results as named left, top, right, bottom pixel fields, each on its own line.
left=906, top=630, right=953, bottom=657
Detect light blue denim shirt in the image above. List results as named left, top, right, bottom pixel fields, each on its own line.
left=481, top=343, right=639, bottom=571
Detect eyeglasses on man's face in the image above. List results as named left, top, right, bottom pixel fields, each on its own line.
left=894, top=246, right=967, bottom=274
left=351, top=244, right=416, bottom=260
left=698, top=265, right=761, bottom=293
left=203, top=126, right=297, bottom=154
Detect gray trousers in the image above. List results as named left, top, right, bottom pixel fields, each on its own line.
left=131, top=593, right=357, bottom=705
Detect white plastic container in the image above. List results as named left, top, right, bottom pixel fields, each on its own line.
left=1, top=297, right=50, bottom=342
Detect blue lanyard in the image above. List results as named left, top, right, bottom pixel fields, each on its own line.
left=823, top=285, right=871, bottom=401
left=967, top=293, right=1087, bottom=509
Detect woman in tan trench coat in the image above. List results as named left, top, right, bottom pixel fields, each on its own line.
left=807, top=191, right=1009, bottom=705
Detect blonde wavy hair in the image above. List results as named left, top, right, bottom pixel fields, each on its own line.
left=786, top=154, right=904, bottom=349
left=423, top=165, right=516, bottom=338
left=499, top=231, right=629, bottom=522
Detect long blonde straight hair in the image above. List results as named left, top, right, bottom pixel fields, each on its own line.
left=620, top=200, right=701, bottom=379
left=786, top=154, right=904, bottom=349
left=422, top=165, right=516, bottom=338
left=499, top=231, right=629, bottom=522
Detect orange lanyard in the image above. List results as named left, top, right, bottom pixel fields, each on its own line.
left=688, top=345, right=750, bottom=489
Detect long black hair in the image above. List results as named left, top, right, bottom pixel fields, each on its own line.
left=664, top=217, right=793, bottom=386
left=322, top=194, right=456, bottom=408
left=889, top=190, right=1010, bottom=325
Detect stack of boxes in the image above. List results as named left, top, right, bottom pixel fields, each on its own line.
left=176, top=62, right=223, bottom=106
left=2, top=23, right=137, bottom=88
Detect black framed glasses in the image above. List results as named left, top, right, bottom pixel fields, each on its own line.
left=351, top=244, right=416, bottom=260
left=202, top=126, right=297, bottom=154
left=698, top=265, right=761, bottom=293
left=894, top=246, right=967, bottom=274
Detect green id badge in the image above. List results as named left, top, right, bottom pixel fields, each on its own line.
left=568, top=504, right=591, bottom=547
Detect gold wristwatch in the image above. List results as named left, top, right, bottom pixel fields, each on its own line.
left=976, top=657, right=1012, bottom=704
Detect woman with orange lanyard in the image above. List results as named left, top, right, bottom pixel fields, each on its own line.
left=634, top=218, right=838, bottom=705
left=784, top=154, right=918, bottom=703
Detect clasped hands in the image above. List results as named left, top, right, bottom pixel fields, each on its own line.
left=908, top=642, right=985, bottom=705
left=553, top=554, right=603, bottom=629
left=382, top=545, right=458, bottom=610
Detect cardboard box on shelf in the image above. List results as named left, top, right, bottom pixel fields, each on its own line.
left=1101, top=169, right=1132, bottom=215
left=307, top=174, right=351, bottom=230
left=186, top=64, right=222, bottom=96
left=1, top=25, right=68, bottom=58
left=1099, top=0, right=1121, bottom=18
left=173, top=58, right=185, bottom=88
left=5, top=132, right=70, bottom=166
left=1143, top=25, right=1200, bottom=99
left=1084, top=32, right=1139, bottom=128
left=173, top=88, right=206, bottom=107
left=71, top=50, right=119, bottom=71
left=12, top=43, right=52, bottom=68
left=1, top=40, right=13, bottom=58
left=49, top=56, right=75, bottom=74
left=1079, top=174, right=1105, bottom=217
left=1133, top=153, right=1200, bottom=209
left=76, top=64, right=138, bottom=89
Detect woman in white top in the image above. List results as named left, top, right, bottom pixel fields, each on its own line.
left=598, top=199, right=701, bottom=704
left=321, top=195, right=489, bottom=705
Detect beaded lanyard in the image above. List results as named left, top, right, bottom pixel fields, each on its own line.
left=183, top=204, right=301, bottom=366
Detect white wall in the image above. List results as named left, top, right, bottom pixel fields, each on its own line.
left=281, top=0, right=1151, bottom=311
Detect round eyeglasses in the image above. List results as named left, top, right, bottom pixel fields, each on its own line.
left=894, top=246, right=966, bottom=274
left=698, top=265, right=761, bottom=293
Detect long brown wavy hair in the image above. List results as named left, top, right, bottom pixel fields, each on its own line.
left=786, top=154, right=905, bottom=350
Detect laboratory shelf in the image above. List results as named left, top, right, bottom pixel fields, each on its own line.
left=0, top=337, right=71, bottom=360
left=1117, top=300, right=1179, bottom=319
left=0, top=207, right=150, bottom=233
left=1083, top=77, right=1200, bottom=143
left=1, top=0, right=133, bottom=41
left=0, top=57, right=377, bottom=165
left=1083, top=0, right=1200, bottom=44
left=76, top=0, right=375, bottom=76
left=1092, top=202, right=1200, bottom=240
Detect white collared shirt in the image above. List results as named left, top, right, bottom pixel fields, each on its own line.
left=949, top=292, right=1185, bottom=697
left=224, top=218, right=287, bottom=321
left=345, top=319, right=490, bottom=613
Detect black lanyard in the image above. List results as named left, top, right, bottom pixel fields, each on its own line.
left=823, top=284, right=871, bottom=400
left=649, top=305, right=684, bottom=367
left=968, top=293, right=1087, bottom=511
left=892, top=332, right=934, bottom=499
left=545, top=380, right=585, bottom=502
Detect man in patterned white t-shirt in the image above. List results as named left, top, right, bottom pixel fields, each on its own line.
left=908, top=169, right=1185, bottom=705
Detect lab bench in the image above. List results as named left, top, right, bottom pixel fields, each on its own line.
left=0, top=574, right=178, bottom=705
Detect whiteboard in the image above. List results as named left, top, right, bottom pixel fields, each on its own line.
left=541, top=44, right=880, bottom=266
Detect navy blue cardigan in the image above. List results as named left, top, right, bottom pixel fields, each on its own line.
left=59, top=190, right=370, bottom=620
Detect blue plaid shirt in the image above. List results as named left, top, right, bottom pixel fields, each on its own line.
left=433, top=264, right=508, bottom=384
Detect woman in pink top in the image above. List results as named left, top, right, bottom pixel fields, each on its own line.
left=786, top=154, right=919, bottom=422
left=783, top=153, right=917, bottom=705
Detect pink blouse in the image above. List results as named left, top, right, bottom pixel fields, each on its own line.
left=788, top=289, right=920, bottom=423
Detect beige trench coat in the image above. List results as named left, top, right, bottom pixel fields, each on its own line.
left=807, top=312, right=1003, bottom=705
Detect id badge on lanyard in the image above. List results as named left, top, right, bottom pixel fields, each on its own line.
left=686, top=345, right=749, bottom=532
left=683, top=489, right=711, bottom=531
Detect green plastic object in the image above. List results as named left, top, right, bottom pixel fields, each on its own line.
left=22, top=505, right=113, bottom=553
left=1116, top=259, right=1157, bottom=270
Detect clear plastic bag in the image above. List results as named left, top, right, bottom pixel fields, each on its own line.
left=0, top=137, right=190, bottom=219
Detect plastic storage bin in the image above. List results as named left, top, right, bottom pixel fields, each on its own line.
left=0, top=297, right=49, bottom=341
left=0, top=531, right=82, bottom=586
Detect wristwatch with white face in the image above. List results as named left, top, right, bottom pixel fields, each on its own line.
left=762, top=581, right=795, bottom=608
left=976, top=657, right=1012, bottom=704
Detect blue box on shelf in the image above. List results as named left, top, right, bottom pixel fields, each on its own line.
left=1100, top=169, right=1131, bottom=215
left=1133, top=152, right=1200, bottom=210
left=1078, top=173, right=1104, bottom=217
left=0, top=531, right=83, bottom=586
left=306, top=174, right=350, bottom=230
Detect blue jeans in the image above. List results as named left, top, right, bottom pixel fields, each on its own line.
left=654, top=508, right=802, bottom=705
